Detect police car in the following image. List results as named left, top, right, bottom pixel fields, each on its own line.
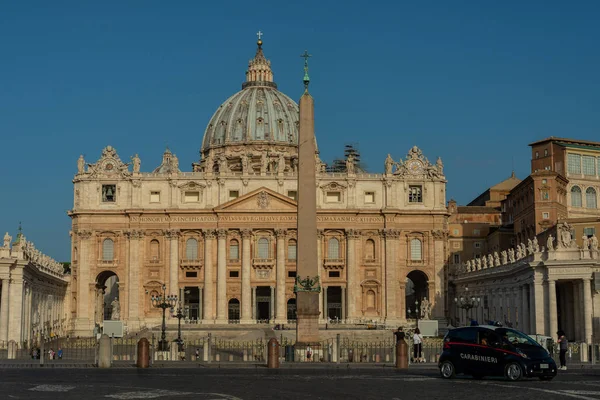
left=438, top=325, right=557, bottom=381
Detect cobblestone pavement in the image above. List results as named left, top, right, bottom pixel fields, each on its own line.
left=1, top=368, right=600, bottom=399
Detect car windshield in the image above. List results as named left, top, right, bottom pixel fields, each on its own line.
left=496, top=328, right=540, bottom=347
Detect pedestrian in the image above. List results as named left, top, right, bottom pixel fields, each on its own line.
left=48, top=348, right=54, bottom=360
left=195, top=348, right=200, bottom=361
left=557, top=330, right=568, bottom=370
left=393, top=327, right=405, bottom=343
left=413, top=328, right=423, bottom=363
left=31, top=348, right=38, bottom=360
left=306, top=345, right=312, bottom=361
left=57, top=347, right=63, bottom=360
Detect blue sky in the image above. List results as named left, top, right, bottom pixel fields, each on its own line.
left=2, top=1, right=600, bottom=261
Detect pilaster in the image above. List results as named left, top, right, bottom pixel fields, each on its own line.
left=583, top=278, right=593, bottom=344
left=202, top=229, right=215, bottom=323
left=216, top=229, right=227, bottom=323
left=240, top=229, right=253, bottom=324
left=275, top=229, right=286, bottom=324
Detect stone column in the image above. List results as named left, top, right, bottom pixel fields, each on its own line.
left=275, top=229, right=286, bottom=324
left=323, top=286, right=328, bottom=321
left=341, top=287, right=346, bottom=321
left=202, top=229, right=215, bottom=322
left=251, top=286, right=256, bottom=320
left=240, top=229, right=253, bottom=324
left=179, top=287, right=185, bottom=309
left=198, top=286, right=203, bottom=321
left=168, top=229, right=180, bottom=301
left=216, top=229, right=227, bottom=323
left=128, top=230, right=142, bottom=323
left=521, top=284, right=529, bottom=333
left=384, top=229, right=400, bottom=323
left=270, top=286, right=275, bottom=321
left=317, top=230, right=324, bottom=323
left=548, top=279, right=557, bottom=340
left=346, top=230, right=358, bottom=322
left=76, top=231, right=92, bottom=332
left=0, top=278, right=9, bottom=342
left=583, top=278, right=593, bottom=344
left=8, top=272, right=24, bottom=342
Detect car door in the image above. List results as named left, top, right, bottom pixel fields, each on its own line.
left=452, top=327, right=479, bottom=374
left=478, top=330, right=506, bottom=376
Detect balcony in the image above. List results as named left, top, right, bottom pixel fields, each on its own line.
left=323, top=258, right=345, bottom=270
left=180, top=259, right=203, bottom=269
left=97, top=259, right=118, bottom=267
left=252, top=258, right=275, bottom=269
left=407, top=259, right=425, bottom=266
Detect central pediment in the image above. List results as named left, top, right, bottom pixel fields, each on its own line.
left=215, top=187, right=297, bottom=212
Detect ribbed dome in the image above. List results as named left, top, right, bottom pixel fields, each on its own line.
left=200, top=39, right=300, bottom=154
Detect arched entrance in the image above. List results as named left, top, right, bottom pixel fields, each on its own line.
left=95, top=271, right=119, bottom=325
left=228, top=298, right=240, bottom=321
left=405, top=270, right=428, bottom=319
left=287, top=298, right=297, bottom=321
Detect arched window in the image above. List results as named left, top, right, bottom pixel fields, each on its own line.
left=571, top=186, right=582, bottom=207
left=365, top=239, right=375, bottom=260
left=327, top=238, right=340, bottom=259
left=366, top=290, right=376, bottom=309
left=229, top=239, right=239, bottom=260
left=150, top=239, right=160, bottom=260
left=586, top=187, right=597, bottom=209
left=410, top=238, right=422, bottom=260
left=102, top=239, right=114, bottom=261
left=185, top=238, right=198, bottom=260
left=288, top=239, right=297, bottom=261
left=257, top=238, right=269, bottom=258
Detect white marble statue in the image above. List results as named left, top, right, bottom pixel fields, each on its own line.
left=559, top=222, right=572, bottom=248
left=111, top=298, right=121, bottom=320
left=240, top=153, right=248, bottom=174
left=487, top=254, right=494, bottom=268
left=482, top=256, right=488, bottom=269
left=501, top=250, right=508, bottom=265
left=420, top=298, right=431, bottom=320
left=582, top=235, right=590, bottom=250
left=384, top=154, right=394, bottom=175
left=77, top=155, right=85, bottom=174
left=475, top=258, right=481, bottom=270
left=465, top=260, right=472, bottom=272
left=547, top=235, right=554, bottom=251
left=532, top=237, right=539, bottom=253
left=493, top=252, right=500, bottom=267
left=591, top=234, right=599, bottom=251
left=527, top=239, right=534, bottom=255
left=516, top=246, right=523, bottom=259
left=346, top=154, right=355, bottom=174
left=277, top=153, right=285, bottom=174
left=3, top=232, right=11, bottom=248
left=131, top=154, right=141, bottom=173
left=508, top=248, right=515, bottom=263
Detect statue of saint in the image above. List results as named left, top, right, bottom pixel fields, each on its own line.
left=493, top=252, right=500, bottom=267
left=277, top=153, right=285, bottom=174
left=582, top=235, right=590, bottom=250
left=436, top=157, right=444, bottom=174
left=591, top=234, right=599, bottom=251
left=346, top=154, right=355, bottom=174
left=384, top=154, right=394, bottom=175
left=420, top=298, right=431, bottom=320
left=532, top=237, right=539, bottom=253
left=3, top=232, right=11, bottom=248
left=77, top=155, right=85, bottom=174
left=219, top=155, right=229, bottom=174
left=240, top=153, right=248, bottom=174
left=508, top=248, right=515, bottom=263
left=547, top=235, right=554, bottom=251
left=501, top=250, right=508, bottom=265
left=132, top=154, right=141, bottom=173
left=111, top=298, right=120, bottom=320
left=527, top=239, right=534, bottom=255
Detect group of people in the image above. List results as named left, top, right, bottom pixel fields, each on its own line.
left=394, top=327, right=426, bottom=363
left=30, top=347, right=63, bottom=360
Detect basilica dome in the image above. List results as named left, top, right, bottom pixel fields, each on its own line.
left=200, top=39, right=302, bottom=164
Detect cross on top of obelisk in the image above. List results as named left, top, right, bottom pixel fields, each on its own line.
left=301, top=50, right=312, bottom=90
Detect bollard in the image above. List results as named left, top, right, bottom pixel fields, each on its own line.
left=136, top=338, right=150, bottom=368
left=267, top=338, right=279, bottom=369
left=98, top=334, right=112, bottom=368
left=396, top=340, right=408, bottom=369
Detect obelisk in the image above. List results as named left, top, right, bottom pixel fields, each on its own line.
left=295, top=50, right=320, bottom=344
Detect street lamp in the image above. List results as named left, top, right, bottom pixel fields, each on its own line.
left=172, top=301, right=185, bottom=352
left=454, top=287, right=480, bottom=325
left=151, top=284, right=178, bottom=351
left=415, top=299, right=420, bottom=323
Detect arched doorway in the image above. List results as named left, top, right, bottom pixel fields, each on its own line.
left=287, top=298, right=297, bottom=321
left=95, top=271, right=119, bottom=325
left=228, top=298, right=240, bottom=321
left=405, top=270, right=428, bottom=319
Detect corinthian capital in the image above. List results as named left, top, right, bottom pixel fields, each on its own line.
left=275, top=229, right=287, bottom=238
left=346, top=229, right=361, bottom=239
left=384, top=229, right=401, bottom=239
left=217, top=229, right=228, bottom=239
left=165, top=229, right=180, bottom=239
left=203, top=229, right=216, bottom=239
left=77, top=230, right=92, bottom=239
left=241, top=228, right=252, bottom=239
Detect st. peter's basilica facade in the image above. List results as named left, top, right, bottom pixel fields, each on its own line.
left=68, top=38, right=448, bottom=335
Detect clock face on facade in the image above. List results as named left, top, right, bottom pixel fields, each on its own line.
left=406, top=160, right=423, bottom=174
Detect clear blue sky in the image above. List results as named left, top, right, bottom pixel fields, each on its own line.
left=2, top=1, right=600, bottom=261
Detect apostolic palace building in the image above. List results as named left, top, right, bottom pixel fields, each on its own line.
left=66, top=38, right=449, bottom=336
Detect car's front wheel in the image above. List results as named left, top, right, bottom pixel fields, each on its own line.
left=505, top=362, right=523, bottom=381
left=440, top=361, right=456, bottom=379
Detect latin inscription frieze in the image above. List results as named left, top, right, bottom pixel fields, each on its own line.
left=129, top=215, right=385, bottom=224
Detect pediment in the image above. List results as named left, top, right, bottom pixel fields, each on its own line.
left=215, top=187, right=297, bottom=212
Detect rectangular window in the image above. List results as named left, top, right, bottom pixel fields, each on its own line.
left=185, top=271, right=197, bottom=278
left=102, top=184, right=116, bottom=202
left=364, top=191, right=375, bottom=203
left=229, top=190, right=239, bottom=200
left=326, top=191, right=341, bottom=203
left=328, top=271, right=341, bottom=278
left=287, top=190, right=297, bottom=201
left=542, top=212, right=549, bottom=219
left=535, top=151, right=539, bottom=159
left=474, top=242, right=481, bottom=249
left=408, top=186, right=422, bottom=203
left=567, top=153, right=581, bottom=174
left=544, top=149, right=548, bottom=156
left=288, top=271, right=297, bottom=278
left=584, top=227, right=596, bottom=237
left=473, top=229, right=480, bottom=236
left=582, top=155, right=596, bottom=176
left=453, top=254, right=460, bottom=264
left=150, top=191, right=160, bottom=203
left=184, top=191, right=200, bottom=202
left=452, top=242, right=460, bottom=249
left=229, top=270, right=239, bottom=278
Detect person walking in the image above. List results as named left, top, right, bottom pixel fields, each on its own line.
left=57, top=347, right=63, bottom=360
left=413, top=328, right=424, bottom=363
left=394, top=327, right=406, bottom=343
left=557, top=330, right=568, bottom=370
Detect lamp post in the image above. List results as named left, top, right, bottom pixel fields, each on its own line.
left=415, top=299, right=420, bottom=324
left=172, top=301, right=185, bottom=352
left=151, top=284, right=178, bottom=351
left=454, top=287, right=480, bottom=325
